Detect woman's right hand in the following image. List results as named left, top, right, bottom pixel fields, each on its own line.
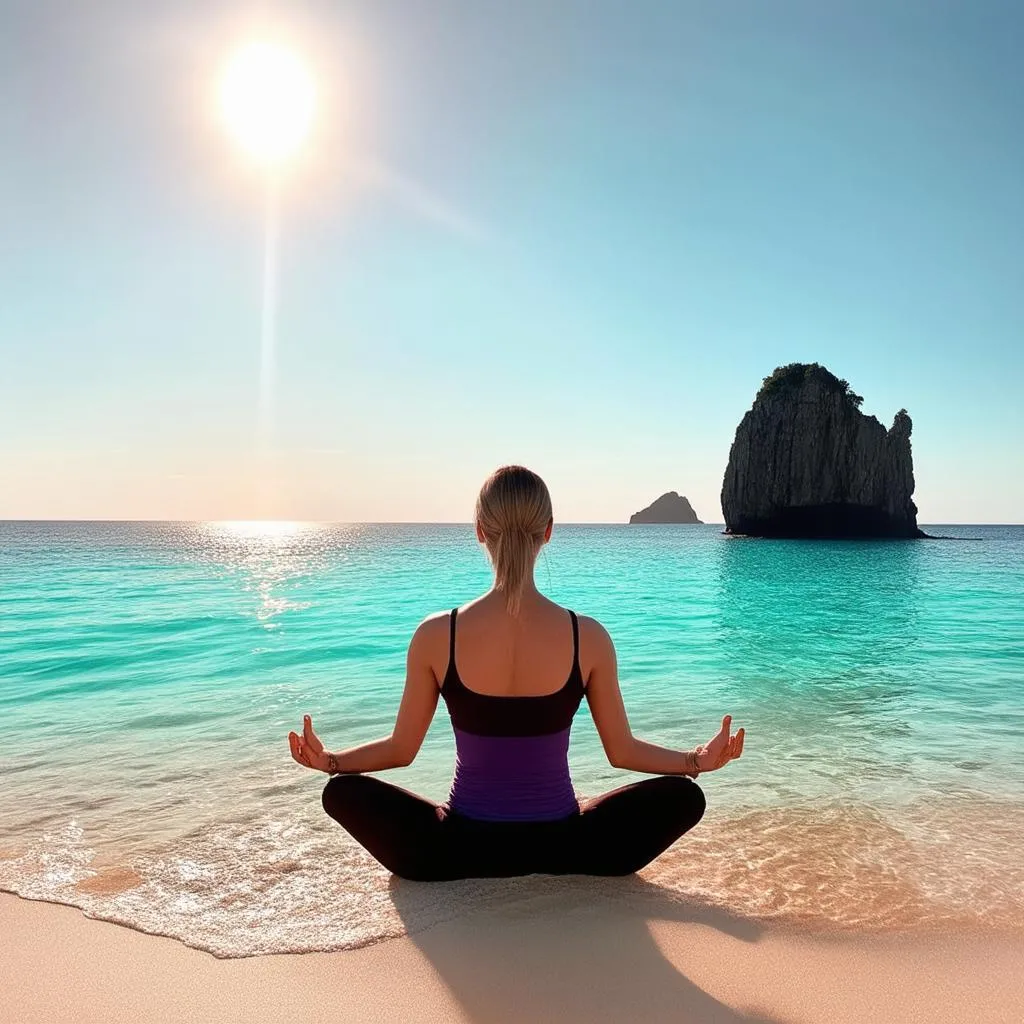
left=696, top=715, right=744, bottom=773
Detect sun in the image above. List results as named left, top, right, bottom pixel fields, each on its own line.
left=219, top=42, right=316, bottom=166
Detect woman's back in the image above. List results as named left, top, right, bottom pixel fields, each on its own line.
left=440, top=595, right=585, bottom=822
left=442, top=594, right=582, bottom=698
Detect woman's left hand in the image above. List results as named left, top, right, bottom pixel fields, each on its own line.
left=695, top=714, right=744, bottom=773
left=288, top=715, right=330, bottom=773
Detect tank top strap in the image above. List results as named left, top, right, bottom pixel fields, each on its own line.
left=568, top=609, right=581, bottom=681
left=448, top=607, right=458, bottom=675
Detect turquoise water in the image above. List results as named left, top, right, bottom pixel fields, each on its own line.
left=1, top=521, right=1022, bottom=955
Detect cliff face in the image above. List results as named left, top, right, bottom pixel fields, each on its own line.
left=721, top=364, right=924, bottom=538
left=630, top=492, right=702, bottom=524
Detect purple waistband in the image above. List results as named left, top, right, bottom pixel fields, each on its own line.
left=447, top=726, right=579, bottom=822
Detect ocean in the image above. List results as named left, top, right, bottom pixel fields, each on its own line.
left=1, top=521, right=1022, bottom=956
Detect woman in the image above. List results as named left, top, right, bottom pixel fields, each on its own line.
left=288, top=465, right=744, bottom=881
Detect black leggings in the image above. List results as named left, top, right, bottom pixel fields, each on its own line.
left=321, top=774, right=706, bottom=881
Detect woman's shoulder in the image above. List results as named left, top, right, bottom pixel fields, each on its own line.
left=574, top=610, right=606, bottom=629
left=408, top=608, right=454, bottom=652
left=573, top=612, right=613, bottom=649
left=548, top=603, right=613, bottom=652
left=558, top=610, right=614, bottom=683
left=420, top=608, right=456, bottom=630
left=421, top=607, right=456, bottom=625
left=527, top=598, right=611, bottom=641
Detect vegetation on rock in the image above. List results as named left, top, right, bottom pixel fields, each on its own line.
left=756, top=362, right=864, bottom=409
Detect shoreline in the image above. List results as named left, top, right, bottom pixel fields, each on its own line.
left=4, top=881, right=1023, bottom=959
left=3, top=892, right=1023, bottom=1024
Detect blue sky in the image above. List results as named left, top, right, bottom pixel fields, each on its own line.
left=1, top=0, right=1021, bottom=522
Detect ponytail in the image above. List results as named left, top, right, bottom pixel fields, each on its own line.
left=476, top=466, right=553, bottom=616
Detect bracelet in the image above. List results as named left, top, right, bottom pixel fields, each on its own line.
left=688, top=749, right=702, bottom=775
left=326, top=752, right=339, bottom=774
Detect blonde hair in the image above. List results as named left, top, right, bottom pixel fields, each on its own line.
left=476, top=465, right=553, bottom=616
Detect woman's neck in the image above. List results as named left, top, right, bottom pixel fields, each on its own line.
left=484, top=574, right=543, bottom=610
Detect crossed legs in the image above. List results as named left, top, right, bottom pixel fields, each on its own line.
left=321, top=773, right=706, bottom=881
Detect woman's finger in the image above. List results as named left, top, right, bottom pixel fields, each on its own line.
left=310, top=732, right=324, bottom=755
left=725, top=729, right=743, bottom=762
left=707, top=715, right=731, bottom=753
left=303, top=715, right=322, bottom=753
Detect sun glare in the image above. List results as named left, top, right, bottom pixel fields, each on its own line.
left=214, top=520, right=308, bottom=540
left=219, top=42, right=316, bottom=165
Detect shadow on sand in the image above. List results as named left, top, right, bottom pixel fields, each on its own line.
left=389, top=873, right=789, bottom=1023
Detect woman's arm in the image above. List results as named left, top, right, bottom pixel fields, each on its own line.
left=581, top=616, right=743, bottom=775
left=288, top=615, right=442, bottom=773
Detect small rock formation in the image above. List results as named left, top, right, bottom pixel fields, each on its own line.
left=721, top=363, right=925, bottom=538
left=630, top=492, right=703, bottom=524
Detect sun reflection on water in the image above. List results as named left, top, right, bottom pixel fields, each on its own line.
left=201, top=521, right=328, bottom=627
left=212, top=520, right=310, bottom=539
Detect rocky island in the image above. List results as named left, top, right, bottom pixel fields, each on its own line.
left=721, top=363, right=925, bottom=538
left=630, top=492, right=703, bottom=524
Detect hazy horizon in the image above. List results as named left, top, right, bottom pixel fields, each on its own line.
left=3, top=1, right=1022, bottom=524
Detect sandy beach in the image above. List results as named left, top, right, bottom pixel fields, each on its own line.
left=3, top=892, right=1022, bottom=1024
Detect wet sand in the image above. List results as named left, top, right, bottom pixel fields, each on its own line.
left=2, top=891, right=1023, bottom=1023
